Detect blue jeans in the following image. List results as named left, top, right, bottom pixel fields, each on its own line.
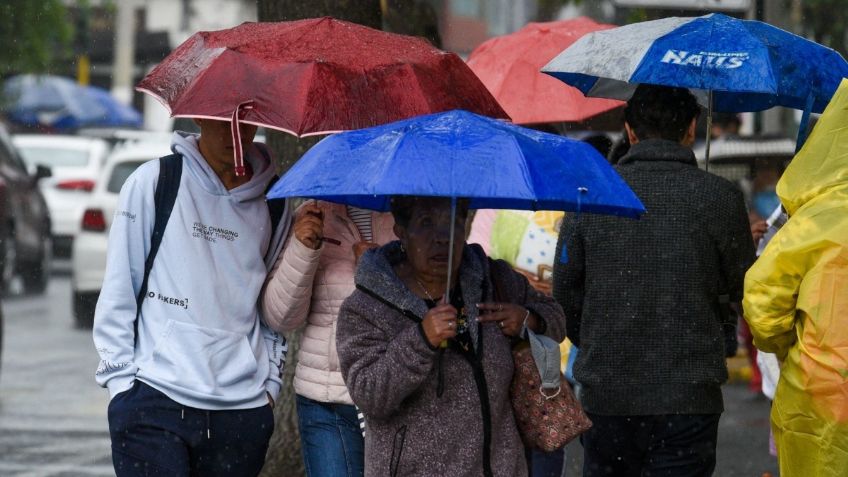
left=296, top=394, right=364, bottom=477
left=108, top=381, right=274, bottom=476
left=527, top=447, right=566, bottom=477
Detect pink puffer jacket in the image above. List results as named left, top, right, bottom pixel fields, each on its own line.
left=262, top=201, right=396, bottom=404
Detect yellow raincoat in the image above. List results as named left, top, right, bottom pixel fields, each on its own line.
left=743, top=78, right=848, bottom=477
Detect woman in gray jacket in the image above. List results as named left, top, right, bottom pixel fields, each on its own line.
left=336, top=196, right=566, bottom=477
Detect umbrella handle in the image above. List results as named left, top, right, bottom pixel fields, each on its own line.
left=440, top=197, right=458, bottom=350
left=795, top=91, right=814, bottom=153
left=231, top=100, right=255, bottom=177
left=444, top=197, right=458, bottom=302
left=704, top=90, right=713, bottom=173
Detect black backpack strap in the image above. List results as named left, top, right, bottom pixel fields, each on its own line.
left=265, top=175, right=286, bottom=237
left=256, top=140, right=286, bottom=237
left=135, top=153, right=183, bottom=329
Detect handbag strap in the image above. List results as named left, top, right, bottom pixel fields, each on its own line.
left=488, top=258, right=562, bottom=394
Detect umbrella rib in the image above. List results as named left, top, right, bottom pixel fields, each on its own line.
left=403, top=63, right=437, bottom=113
left=505, top=133, right=537, bottom=209
left=290, top=61, right=319, bottom=137
left=135, top=87, right=173, bottom=115
left=379, top=126, right=418, bottom=199
left=271, top=18, right=329, bottom=58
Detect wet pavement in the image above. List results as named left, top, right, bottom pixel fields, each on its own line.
left=0, top=271, right=112, bottom=476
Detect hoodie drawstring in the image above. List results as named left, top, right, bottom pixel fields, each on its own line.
left=180, top=407, right=210, bottom=439
left=231, top=100, right=255, bottom=177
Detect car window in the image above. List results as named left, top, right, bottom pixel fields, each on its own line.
left=17, top=146, right=90, bottom=168
left=107, top=161, right=145, bottom=193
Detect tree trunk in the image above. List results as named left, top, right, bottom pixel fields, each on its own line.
left=383, top=0, right=442, bottom=48
left=536, top=0, right=566, bottom=22
left=256, top=4, right=381, bottom=477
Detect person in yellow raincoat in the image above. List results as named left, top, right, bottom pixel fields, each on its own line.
left=743, top=78, right=848, bottom=476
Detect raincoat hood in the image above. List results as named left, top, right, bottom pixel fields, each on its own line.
left=170, top=131, right=275, bottom=202
left=777, top=78, right=848, bottom=216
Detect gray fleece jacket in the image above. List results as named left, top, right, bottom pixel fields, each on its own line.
left=337, top=242, right=566, bottom=477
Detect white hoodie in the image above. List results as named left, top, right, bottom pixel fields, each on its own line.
left=93, top=131, right=289, bottom=410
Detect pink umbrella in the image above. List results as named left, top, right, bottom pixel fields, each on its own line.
left=137, top=17, right=508, bottom=175
left=467, top=17, right=623, bottom=125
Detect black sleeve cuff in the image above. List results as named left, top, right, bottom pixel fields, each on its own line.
left=528, top=308, right=547, bottom=335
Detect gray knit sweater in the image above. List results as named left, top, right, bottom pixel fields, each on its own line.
left=337, top=242, right=566, bottom=477
left=553, top=139, right=756, bottom=416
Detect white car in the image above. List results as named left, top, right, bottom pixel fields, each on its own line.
left=12, top=134, right=111, bottom=259
left=71, top=139, right=172, bottom=327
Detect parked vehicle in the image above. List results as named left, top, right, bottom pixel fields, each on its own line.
left=72, top=139, right=171, bottom=327
left=12, top=134, right=111, bottom=258
left=0, top=124, right=52, bottom=295
left=0, top=301, right=4, bottom=380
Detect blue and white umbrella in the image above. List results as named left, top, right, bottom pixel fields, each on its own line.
left=541, top=13, right=848, bottom=154
left=542, top=13, right=848, bottom=113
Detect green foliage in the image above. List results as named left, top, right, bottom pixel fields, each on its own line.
left=0, top=0, right=73, bottom=75
left=625, top=8, right=649, bottom=24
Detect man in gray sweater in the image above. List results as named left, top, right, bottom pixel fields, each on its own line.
left=553, top=84, right=755, bottom=476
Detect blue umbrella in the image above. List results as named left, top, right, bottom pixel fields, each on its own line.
left=84, top=86, right=143, bottom=128
left=267, top=109, right=645, bottom=217
left=2, top=74, right=142, bottom=129
left=541, top=13, right=848, bottom=154
left=268, top=109, right=645, bottom=296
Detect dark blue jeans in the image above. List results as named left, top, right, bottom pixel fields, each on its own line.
left=582, top=413, right=720, bottom=477
left=526, top=447, right=566, bottom=477
left=296, top=394, right=364, bottom=477
left=108, top=381, right=274, bottom=476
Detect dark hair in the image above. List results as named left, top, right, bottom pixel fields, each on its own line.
left=623, top=84, right=700, bottom=142
left=390, top=196, right=469, bottom=228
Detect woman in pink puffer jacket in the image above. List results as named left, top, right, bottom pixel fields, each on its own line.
left=262, top=201, right=395, bottom=477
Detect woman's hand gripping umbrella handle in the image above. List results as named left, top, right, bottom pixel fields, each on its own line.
left=293, top=200, right=341, bottom=250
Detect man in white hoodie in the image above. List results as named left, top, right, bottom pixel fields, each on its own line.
left=93, top=118, right=289, bottom=476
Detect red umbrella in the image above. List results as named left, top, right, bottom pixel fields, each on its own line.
left=137, top=17, right=508, bottom=175
left=467, top=17, right=623, bottom=125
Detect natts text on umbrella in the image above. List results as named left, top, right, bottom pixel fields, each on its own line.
left=661, top=50, right=749, bottom=68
